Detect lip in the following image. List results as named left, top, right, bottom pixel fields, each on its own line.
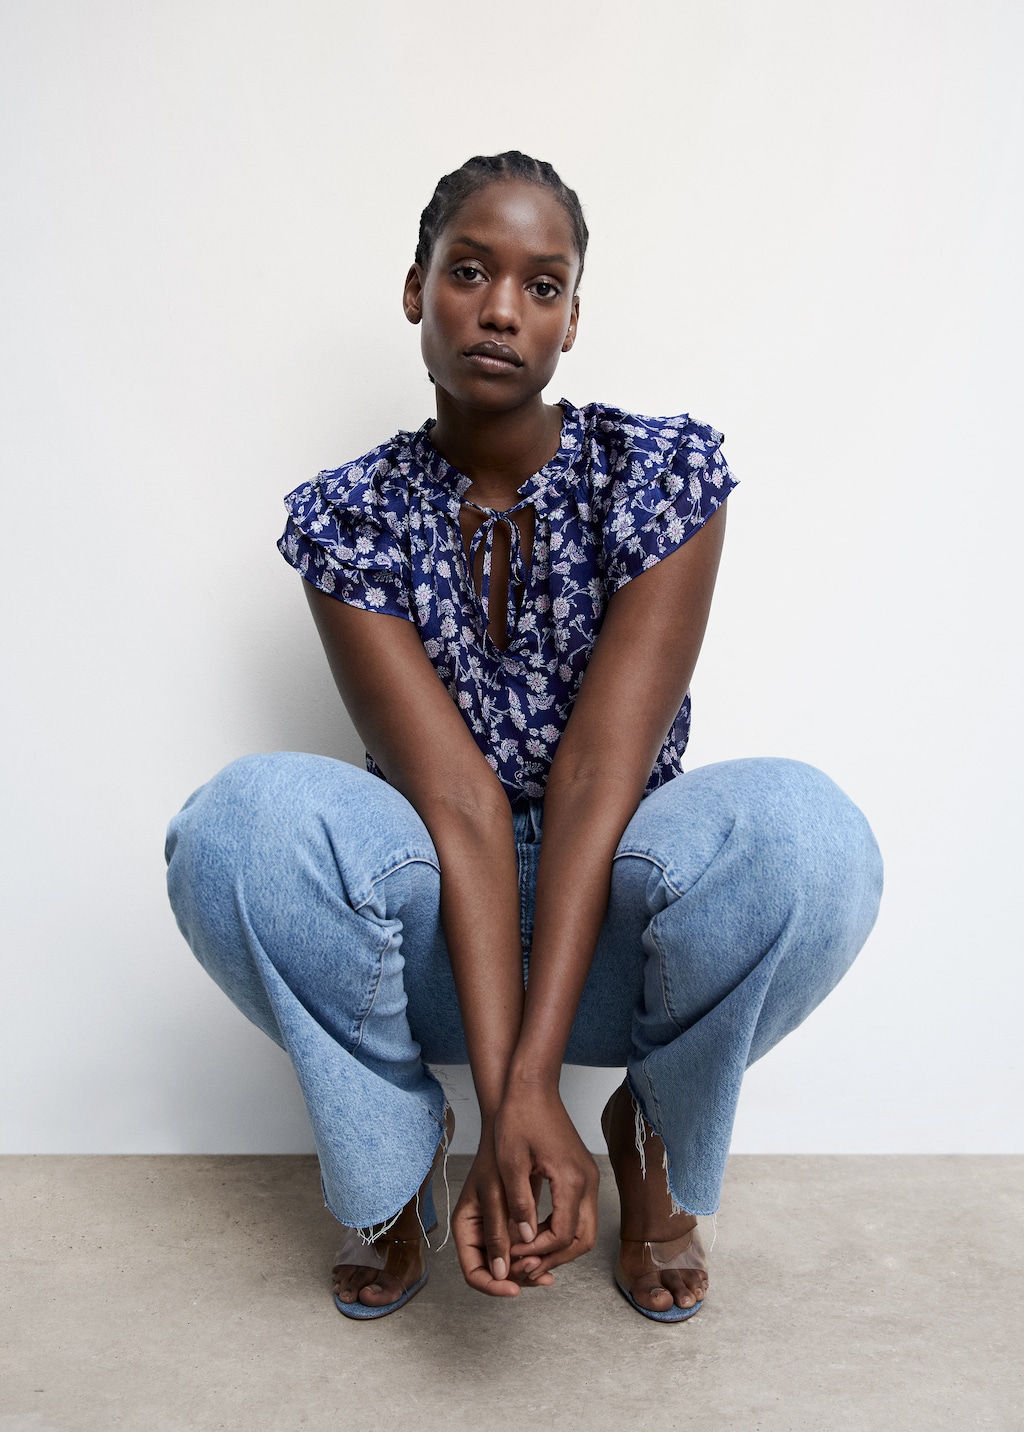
left=463, top=341, right=523, bottom=370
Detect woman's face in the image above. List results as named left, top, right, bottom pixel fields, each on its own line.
left=404, top=178, right=580, bottom=414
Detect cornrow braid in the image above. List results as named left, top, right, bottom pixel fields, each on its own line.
left=415, top=151, right=588, bottom=289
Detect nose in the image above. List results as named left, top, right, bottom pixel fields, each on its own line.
left=478, top=275, right=521, bottom=333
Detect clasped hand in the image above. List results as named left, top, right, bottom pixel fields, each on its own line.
left=452, top=1087, right=600, bottom=1297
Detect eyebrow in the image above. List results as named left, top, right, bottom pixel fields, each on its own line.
left=450, top=235, right=494, bottom=254
left=449, top=236, right=572, bottom=268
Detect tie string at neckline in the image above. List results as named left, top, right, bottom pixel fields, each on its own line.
left=464, top=503, right=528, bottom=639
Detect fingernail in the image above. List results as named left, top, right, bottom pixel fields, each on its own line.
left=518, top=1222, right=534, bottom=1243
left=521, top=1258, right=540, bottom=1272
left=492, top=1257, right=508, bottom=1281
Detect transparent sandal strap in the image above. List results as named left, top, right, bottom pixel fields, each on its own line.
left=332, top=1227, right=390, bottom=1271
left=647, top=1224, right=709, bottom=1272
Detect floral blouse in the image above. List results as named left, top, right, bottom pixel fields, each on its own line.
left=278, top=400, right=737, bottom=805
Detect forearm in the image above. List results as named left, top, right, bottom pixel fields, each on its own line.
left=508, top=768, right=644, bottom=1091
left=420, top=790, right=525, bottom=1122
left=302, top=590, right=529, bottom=1123
left=507, top=515, right=728, bottom=1089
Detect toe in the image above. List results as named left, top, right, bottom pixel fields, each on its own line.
left=634, top=1280, right=675, bottom=1312
left=358, top=1274, right=403, bottom=1306
left=660, top=1269, right=704, bottom=1309
left=334, top=1262, right=385, bottom=1304
left=332, top=1264, right=360, bottom=1302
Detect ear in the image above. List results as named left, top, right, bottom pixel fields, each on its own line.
left=403, top=264, right=425, bottom=325
left=561, top=294, right=580, bottom=352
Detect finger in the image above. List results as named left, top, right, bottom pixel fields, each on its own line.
left=499, top=1155, right=540, bottom=1246
left=453, top=1174, right=512, bottom=1283
left=507, top=1171, right=546, bottom=1252
left=520, top=1184, right=599, bottom=1279
left=508, top=1249, right=555, bottom=1286
left=482, top=1191, right=512, bottom=1284
left=457, top=1227, right=520, bottom=1297
left=511, top=1215, right=573, bottom=1262
left=512, top=1212, right=554, bottom=1252
left=453, top=1200, right=519, bottom=1297
left=519, top=1236, right=588, bottom=1280
left=463, top=1261, right=522, bottom=1297
left=546, top=1167, right=586, bottom=1251
left=475, top=1168, right=515, bottom=1283
left=509, top=1259, right=555, bottom=1288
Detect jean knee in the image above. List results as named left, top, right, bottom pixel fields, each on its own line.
left=731, top=768, right=882, bottom=1032
left=626, top=758, right=882, bottom=967
left=743, top=760, right=882, bottom=936
left=625, top=758, right=880, bottom=894
left=165, top=752, right=440, bottom=935
left=166, top=754, right=316, bottom=905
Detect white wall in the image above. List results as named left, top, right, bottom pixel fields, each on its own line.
left=2, top=0, right=1020, bottom=1156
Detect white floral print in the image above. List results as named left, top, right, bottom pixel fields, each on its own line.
left=279, top=401, right=736, bottom=803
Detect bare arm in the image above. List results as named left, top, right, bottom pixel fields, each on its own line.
left=495, top=502, right=729, bottom=1274
left=305, top=587, right=525, bottom=1118
left=303, top=587, right=537, bottom=1294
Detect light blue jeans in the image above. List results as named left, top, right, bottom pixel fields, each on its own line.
left=165, top=755, right=882, bottom=1225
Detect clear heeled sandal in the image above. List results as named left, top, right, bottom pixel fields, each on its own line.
left=331, top=1105, right=453, bottom=1321
left=615, top=1220, right=709, bottom=1323
left=331, top=1227, right=430, bottom=1320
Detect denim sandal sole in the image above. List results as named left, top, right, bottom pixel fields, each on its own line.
left=333, top=1269, right=429, bottom=1320
left=615, top=1273, right=703, bottom=1323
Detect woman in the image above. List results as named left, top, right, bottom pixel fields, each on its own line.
left=166, top=151, right=883, bottom=1323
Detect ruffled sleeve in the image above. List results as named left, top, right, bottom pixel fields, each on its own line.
left=599, top=413, right=737, bottom=592
left=277, top=455, right=413, bottom=621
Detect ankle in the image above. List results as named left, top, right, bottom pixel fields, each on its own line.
left=618, top=1212, right=697, bottom=1244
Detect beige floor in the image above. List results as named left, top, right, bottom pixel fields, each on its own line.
left=1, top=1155, right=1021, bottom=1432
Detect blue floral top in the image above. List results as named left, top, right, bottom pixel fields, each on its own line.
left=279, top=400, right=737, bottom=804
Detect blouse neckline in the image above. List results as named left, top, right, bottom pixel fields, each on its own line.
left=408, top=399, right=584, bottom=517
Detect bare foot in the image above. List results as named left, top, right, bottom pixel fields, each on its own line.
left=332, top=1232, right=427, bottom=1310
left=600, top=1082, right=708, bottom=1316
left=332, top=1107, right=454, bottom=1311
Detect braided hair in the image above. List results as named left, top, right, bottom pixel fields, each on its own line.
left=414, top=151, right=588, bottom=290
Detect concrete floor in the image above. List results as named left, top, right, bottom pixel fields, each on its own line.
left=1, top=1156, right=1021, bottom=1432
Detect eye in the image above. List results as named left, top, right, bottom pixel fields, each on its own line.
left=452, top=263, right=485, bottom=282
left=531, top=279, right=562, bottom=299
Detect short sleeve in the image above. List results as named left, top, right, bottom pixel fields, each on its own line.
left=600, top=416, right=736, bottom=592
left=277, top=469, right=413, bottom=621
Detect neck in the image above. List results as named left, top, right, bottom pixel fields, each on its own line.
left=429, top=392, right=563, bottom=502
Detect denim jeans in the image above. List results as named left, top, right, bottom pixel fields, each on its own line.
left=165, top=754, right=882, bottom=1225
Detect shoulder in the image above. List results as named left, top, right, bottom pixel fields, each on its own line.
left=570, top=402, right=728, bottom=491
left=566, top=402, right=736, bottom=588
left=284, top=430, right=421, bottom=525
